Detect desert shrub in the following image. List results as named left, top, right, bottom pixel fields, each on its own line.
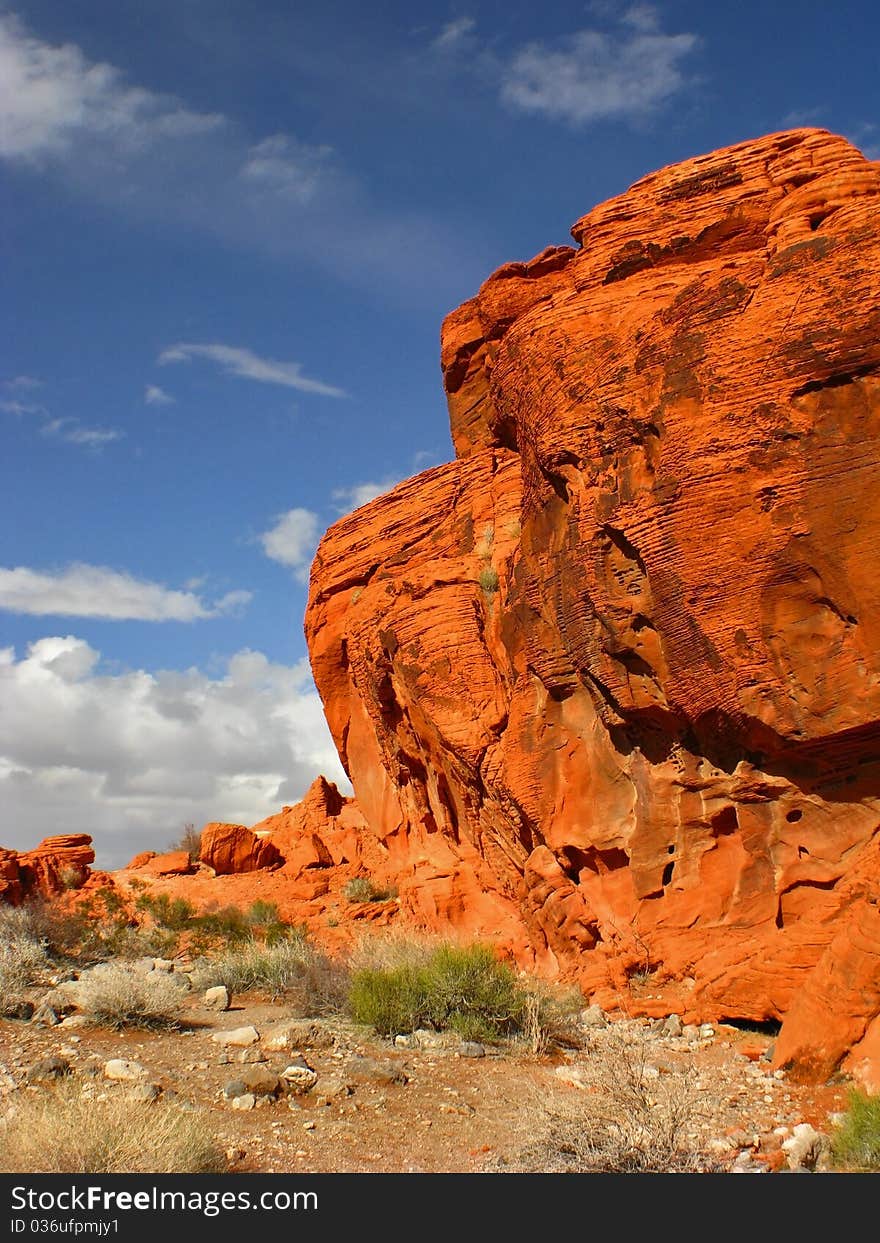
left=0, top=1079, right=224, bottom=1173
left=135, top=891, right=196, bottom=931
left=192, top=935, right=347, bottom=1011
left=831, top=1090, right=880, bottom=1171
left=0, top=908, right=50, bottom=1012
left=478, top=566, right=499, bottom=594
left=343, top=876, right=398, bottom=903
left=348, top=941, right=530, bottom=1042
left=520, top=1032, right=709, bottom=1173
left=69, top=962, right=184, bottom=1030
left=168, top=822, right=202, bottom=860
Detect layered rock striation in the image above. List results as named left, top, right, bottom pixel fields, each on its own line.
left=305, top=129, right=880, bottom=1083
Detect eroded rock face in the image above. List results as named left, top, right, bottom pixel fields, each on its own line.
left=199, top=823, right=281, bottom=875
left=305, top=129, right=880, bottom=1084
left=0, top=835, right=95, bottom=904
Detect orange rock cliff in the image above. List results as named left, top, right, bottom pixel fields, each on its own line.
left=3, top=129, right=879, bottom=1090
left=305, top=128, right=880, bottom=1085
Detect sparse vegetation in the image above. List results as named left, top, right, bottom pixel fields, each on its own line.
left=168, top=822, right=202, bottom=861
left=0, top=907, right=50, bottom=1013
left=191, top=934, right=347, bottom=1011
left=0, top=1079, right=224, bottom=1173
left=478, top=565, right=499, bottom=595
left=343, top=876, right=398, bottom=903
left=522, top=1031, right=708, bottom=1173
left=831, top=1090, right=880, bottom=1171
left=349, top=940, right=537, bottom=1042
left=69, top=961, right=184, bottom=1030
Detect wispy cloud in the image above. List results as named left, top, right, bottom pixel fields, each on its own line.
left=0, top=564, right=252, bottom=621
left=259, top=508, right=321, bottom=584
left=431, top=17, right=477, bottom=53
left=500, top=10, right=699, bottom=125
left=240, top=134, right=333, bottom=204
left=3, top=374, right=42, bottom=390
left=332, top=477, right=403, bottom=513
left=0, top=398, right=45, bottom=417
left=0, top=14, right=475, bottom=302
left=41, top=417, right=122, bottom=448
left=145, top=384, right=174, bottom=406
left=159, top=343, right=346, bottom=398
left=0, top=636, right=347, bottom=865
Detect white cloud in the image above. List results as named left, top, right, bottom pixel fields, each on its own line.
left=240, top=134, right=333, bottom=204
left=145, top=384, right=174, bottom=406
left=0, top=398, right=44, bottom=416
left=0, top=12, right=223, bottom=162
left=42, top=417, right=122, bottom=448
left=159, top=343, right=346, bottom=398
left=0, top=564, right=253, bottom=622
left=332, top=477, right=402, bottom=512
left=3, top=374, right=41, bottom=389
left=259, top=508, right=321, bottom=584
left=432, top=17, right=477, bottom=52
left=0, top=637, right=349, bottom=866
left=500, top=18, right=698, bottom=125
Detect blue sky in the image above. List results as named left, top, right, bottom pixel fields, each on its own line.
left=2, top=1, right=878, bottom=865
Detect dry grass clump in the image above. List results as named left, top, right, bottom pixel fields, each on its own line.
left=0, top=907, right=50, bottom=1013
left=191, top=934, right=347, bottom=1011
left=831, top=1090, right=880, bottom=1171
left=517, top=1031, right=711, bottom=1173
left=68, top=961, right=184, bottom=1030
left=0, top=1079, right=224, bottom=1173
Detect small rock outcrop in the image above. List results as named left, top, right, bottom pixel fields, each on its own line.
left=199, top=823, right=281, bottom=875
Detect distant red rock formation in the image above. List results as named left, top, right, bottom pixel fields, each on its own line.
left=199, top=822, right=281, bottom=875
left=304, top=129, right=880, bottom=1087
left=0, top=834, right=95, bottom=904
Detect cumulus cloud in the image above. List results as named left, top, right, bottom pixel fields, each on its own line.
left=0, top=564, right=252, bottom=621
left=332, top=477, right=402, bottom=513
left=500, top=15, right=698, bottom=126
left=259, top=508, right=321, bottom=584
left=0, top=12, right=223, bottom=162
left=145, top=384, right=174, bottom=406
left=159, top=343, right=346, bottom=398
left=0, top=637, right=349, bottom=866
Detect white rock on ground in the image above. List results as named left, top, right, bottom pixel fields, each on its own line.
left=104, top=1059, right=149, bottom=1082
left=211, top=1026, right=259, bottom=1047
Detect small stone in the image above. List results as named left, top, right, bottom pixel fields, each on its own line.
left=682, top=1025, right=700, bottom=1043
left=231, top=1093, right=256, bottom=1111
left=459, top=1042, right=485, bottom=1059
left=699, top=1024, right=715, bottom=1040
left=348, top=1055, right=408, bottom=1085
left=59, top=1015, right=90, bottom=1030
left=781, top=1123, right=829, bottom=1171
left=211, top=1025, right=260, bottom=1047
left=662, top=1013, right=683, bottom=1038
left=580, top=1004, right=608, bottom=1029
left=281, top=1063, right=319, bottom=1094
left=104, top=1058, right=148, bottom=1082
left=27, top=1056, right=71, bottom=1083
left=239, top=1066, right=281, bottom=1098
left=234, top=1047, right=267, bottom=1064
left=30, top=1003, right=59, bottom=1027
left=152, top=958, right=174, bottom=973
left=125, top=1082, right=160, bottom=1104
left=303, top=1120, right=316, bottom=1131
left=203, top=986, right=230, bottom=1011
left=222, top=1079, right=248, bottom=1100
left=225, top=1147, right=246, bottom=1164
left=394, top=1034, right=416, bottom=1049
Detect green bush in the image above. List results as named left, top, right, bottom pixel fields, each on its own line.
left=832, top=1090, right=880, bottom=1171
left=478, top=566, right=499, bottom=594
left=135, top=892, right=196, bottom=931
left=349, top=942, right=528, bottom=1042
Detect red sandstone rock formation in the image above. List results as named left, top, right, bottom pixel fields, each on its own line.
left=305, top=129, right=880, bottom=1086
left=0, top=835, right=95, bottom=904
left=199, top=822, right=281, bottom=875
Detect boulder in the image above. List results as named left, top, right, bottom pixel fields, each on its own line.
left=199, top=823, right=281, bottom=875
left=303, top=128, right=880, bottom=1085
